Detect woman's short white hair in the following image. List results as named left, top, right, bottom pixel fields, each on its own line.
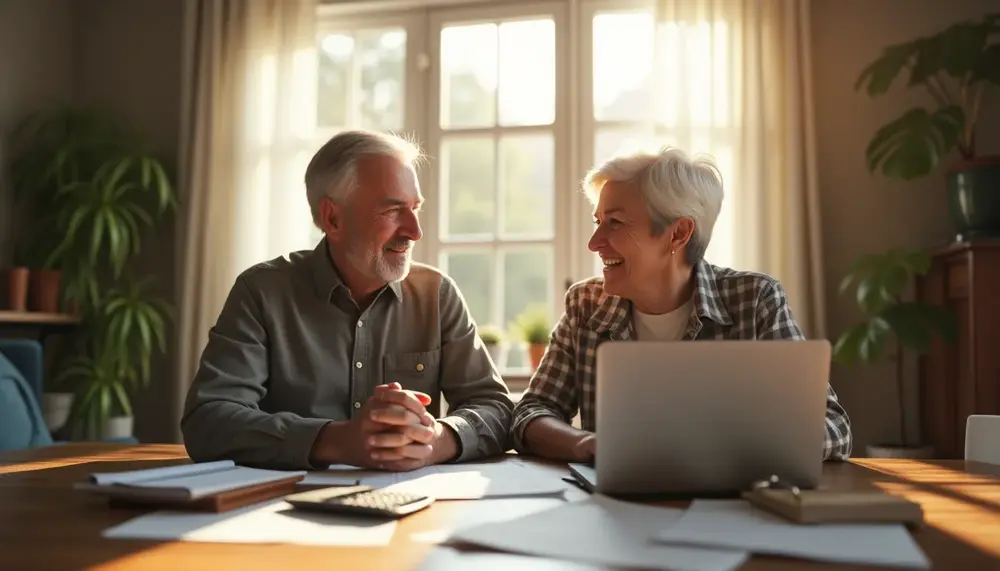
left=583, top=146, right=724, bottom=265
left=304, top=130, right=424, bottom=226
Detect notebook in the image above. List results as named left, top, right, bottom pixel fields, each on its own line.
left=76, top=460, right=306, bottom=512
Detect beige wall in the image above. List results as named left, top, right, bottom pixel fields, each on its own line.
left=0, top=0, right=75, bottom=268
left=811, top=0, right=1000, bottom=454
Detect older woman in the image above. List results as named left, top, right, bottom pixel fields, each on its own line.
left=511, top=146, right=852, bottom=464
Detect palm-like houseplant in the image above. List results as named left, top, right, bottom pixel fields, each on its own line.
left=833, top=249, right=957, bottom=457
left=855, top=12, right=1000, bottom=240
left=8, top=106, right=176, bottom=439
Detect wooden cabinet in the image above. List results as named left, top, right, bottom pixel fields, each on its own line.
left=917, top=240, right=1000, bottom=459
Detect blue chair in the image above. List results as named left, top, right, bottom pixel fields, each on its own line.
left=0, top=340, right=54, bottom=450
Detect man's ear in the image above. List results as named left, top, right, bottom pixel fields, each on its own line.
left=318, top=197, right=343, bottom=236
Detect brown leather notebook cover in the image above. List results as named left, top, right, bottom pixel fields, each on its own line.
left=79, top=474, right=305, bottom=513
left=743, top=488, right=924, bottom=526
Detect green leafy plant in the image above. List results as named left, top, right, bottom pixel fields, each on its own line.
left=833, top=249, right=958, bottom=447
left=855, top=12, right=1000, bottom=180
left=513, top=305, right=551, bottom=346
left=7, top=106, right=176, bottom=438
left=478, top=324, right=503, bottom=345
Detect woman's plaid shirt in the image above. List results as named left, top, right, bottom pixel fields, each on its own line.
left=510, top=261, right=854, bottom=461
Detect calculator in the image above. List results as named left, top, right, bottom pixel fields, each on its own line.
left=285, top=485, right=434, bottom=518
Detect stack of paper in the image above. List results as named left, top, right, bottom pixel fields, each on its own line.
left=448, top=495, right=749, bottom=571
left=102, top=499, right=398, bottom=546
left=302, top=460, right=571, bottom=500
left=653, top=499, right=931, bottom=569
left=78, top=460, right=306, bottom=500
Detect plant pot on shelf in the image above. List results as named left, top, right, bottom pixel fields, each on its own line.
left=5, top=267, right=29, bottom=310
left=28, top=269, right=61, bottom=313
left=484, top=342, right=502, bottom=365
left=866, top=444, right=936, bottom=459
left=42, top=392, right=75, bottom=433
left=528, top=343, right=546, bottom=371
left=101, top=415, right=134, bottom=440
left=946, top=157, right=1000, bottom=242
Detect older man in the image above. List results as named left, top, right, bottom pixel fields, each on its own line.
left=182, top=130, right=513, bottom=471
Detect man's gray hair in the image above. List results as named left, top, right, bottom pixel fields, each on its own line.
left=304, top=130, right=424, bottom=226
left=582, top=146, right=724, bottom=265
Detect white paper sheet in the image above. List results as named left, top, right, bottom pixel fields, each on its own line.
left=302, top=461, right=571, bottom=500
left=654, top=499, right=931, bottom=569
left=415, top=546, right=608, bottom=571
left=449, top=495, right=749, bottom=571
left=102, top=499, right=397, bottom=546
left=90, top=460, right=236, bottom=485
left=409, top=497, right=567, bottom=544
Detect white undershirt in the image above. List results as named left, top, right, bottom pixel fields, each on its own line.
left=632, top=296, right=694, bottom=341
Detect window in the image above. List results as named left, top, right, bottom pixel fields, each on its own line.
left=578, top=0, right=738, bottom=277
left=312, top=1, right=737, bottom=375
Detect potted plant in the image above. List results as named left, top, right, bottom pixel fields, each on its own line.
left=7, top=106, right=176, bottom=440
left=833, top=249, right=958, bottom=458
left=514, top=305, right=551, bottom=371
left=855, top=12, right=1000, bottom=241
left=478, top=324, right=504, bottom=365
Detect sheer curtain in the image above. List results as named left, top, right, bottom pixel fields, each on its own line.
left=174, top=0, right=318, bottom=439
left=652, top=0, right=826, bottom=337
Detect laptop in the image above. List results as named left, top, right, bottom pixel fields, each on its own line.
left=570, top=340, right=831, bottom=497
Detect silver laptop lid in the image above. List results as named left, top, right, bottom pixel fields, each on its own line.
left=594, top=340, right=830, bottom=496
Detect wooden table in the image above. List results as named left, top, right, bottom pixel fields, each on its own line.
left=2, top=444, right=1000, bottom=570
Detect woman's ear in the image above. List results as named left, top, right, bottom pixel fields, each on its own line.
left=670, top=218, right=696, bottom=254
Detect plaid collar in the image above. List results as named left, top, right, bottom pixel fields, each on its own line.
left=586, top=260, right=733, bottom=339
left=311, top=239, right=403, bottom=303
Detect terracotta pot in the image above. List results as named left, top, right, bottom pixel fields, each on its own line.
left=529, top=343, right=546, bottom=370
left=5, top=267, right=29, bottom=311
left=29, top=269, right=61, bottom=313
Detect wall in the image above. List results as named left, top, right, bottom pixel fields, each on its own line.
left=0, top=0, right=75, bottom=268
left=73, top=0, right=184, bottom=443
left=812, top=0, right=1000, bottom=454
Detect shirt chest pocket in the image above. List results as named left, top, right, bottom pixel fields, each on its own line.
left=383, top=350, right=441, bottom=394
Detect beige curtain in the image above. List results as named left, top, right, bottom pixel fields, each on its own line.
left=652, top=0, right=826, bottom=338
left=173, top=0, right=318, bottom=441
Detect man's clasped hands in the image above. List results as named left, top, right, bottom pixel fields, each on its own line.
left=311, top=382, right=458, bottom=470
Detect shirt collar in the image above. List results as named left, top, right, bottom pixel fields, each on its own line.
left=310, top=239, right=403, bottom=303
left=587, top=259, right=732, bottom=338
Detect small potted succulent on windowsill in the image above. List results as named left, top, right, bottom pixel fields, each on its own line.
left=514, top=305, right=552, bottom=371
left=833, top=248, right=958, bottom=459
left=478, top=324, right=504, bottom=365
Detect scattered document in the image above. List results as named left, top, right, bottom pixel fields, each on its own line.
left=80, top=460, right=305, bottom=500
left=449, top=494, right=749, bottom=571
left=654, top=500, right=931, bottom=569
left=409, top=497, right=567, bottom=544
left=302, top=461, right=571, bottom=500
left=415, top=546, right=607, bottom=571
left=102, top=499, right=397, bottom=546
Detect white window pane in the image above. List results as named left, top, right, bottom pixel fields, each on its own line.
left=317, top=33, right=353, bottom=127
left=503, top=246, right=553, bottom=370
left=498, top=19, right=555, bottom=126
left=442, top=250, right=494, bottom=328
left=441, top=23, right=498, bottom=129
left=440, top=137, right=495, bottom=240
left=593, top=128, right=657, bottom=163
left=358, top=29, right=406, bottom=132
left=592, top=11, right=653, bottom=122
left=501, top=134, right=554, bottom=238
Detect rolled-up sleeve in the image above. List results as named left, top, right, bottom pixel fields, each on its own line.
left=756, top=281, right=853, bottom=461
left=436, top=276, right=514, bottom=461
left=181, top=274, right=329, bottom=470
left=511, top=287, right=582, bottom=452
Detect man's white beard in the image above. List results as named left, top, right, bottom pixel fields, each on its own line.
left=346, top=240, right=412, bottom=283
